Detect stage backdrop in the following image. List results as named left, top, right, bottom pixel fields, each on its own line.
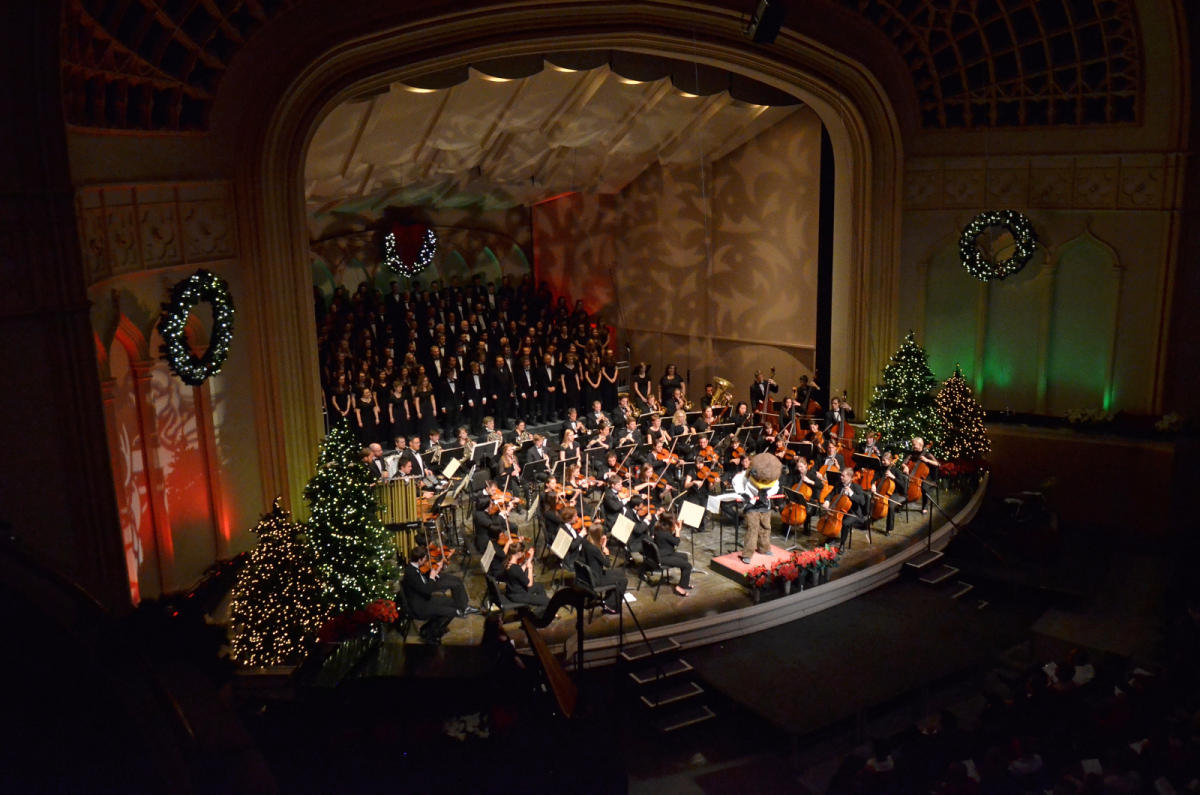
left=533, top=106, right=822, bottom=404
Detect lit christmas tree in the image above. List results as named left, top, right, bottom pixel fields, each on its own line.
left=935, top=365, right=991, bottom=468
left=304, top=420, right=397, bottom=615
left=865, top=330, right=942, bottom=449
left=229, top=499, right=324, bottom=668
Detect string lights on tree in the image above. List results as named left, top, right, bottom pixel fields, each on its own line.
left=383, top=223, right=437, bottom=278
left=229, top=499, right=325, bottom=668
left=303, top=420, right=396, bottom=615
left=935, top=365, right=991, bottom=476
left=959, top=210, right=1038, bottom=282
left=865, top=330, right=942, bottom=449
left=157, top=269, right=235, bottom=385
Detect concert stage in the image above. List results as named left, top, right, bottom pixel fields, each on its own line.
left=417, top=475, right=989, bottom=668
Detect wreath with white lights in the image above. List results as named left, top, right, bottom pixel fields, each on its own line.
left=383, top=224, right=437, bottom=277
left=959, top=210, right=1037, bottom=282
left=157, top=269, right=235, bottom=386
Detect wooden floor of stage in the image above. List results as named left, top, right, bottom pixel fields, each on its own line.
left=387, top=487, right=967, bottom=656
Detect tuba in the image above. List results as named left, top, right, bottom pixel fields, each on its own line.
left=711, top=377, right=734, bottom=407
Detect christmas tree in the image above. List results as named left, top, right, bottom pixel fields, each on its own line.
left=865, top=330, right=942, bottom=448
left=229, top=499, right=325, bottom=667
left=935, top=365, right=991, bottom=466
left=304, top=419, right=396, bottom=615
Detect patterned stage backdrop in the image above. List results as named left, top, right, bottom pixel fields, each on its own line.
left=533, top=107, right=823, bottom=400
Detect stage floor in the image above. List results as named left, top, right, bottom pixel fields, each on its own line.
left=394, top=492, right=965, bottom=656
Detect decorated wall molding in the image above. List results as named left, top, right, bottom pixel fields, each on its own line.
left=76, top=181, right=239, bottom=286
left=903, top=153, right=1183, bottom=212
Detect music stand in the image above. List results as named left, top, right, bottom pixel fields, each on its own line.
left=853, top=452, right=883, bottom=472
left=736, top=425, right=762, bottom=447
left=439, top=444, right=465, bottom=463
left=521, top=458, right=548, bottom=485
left=790, top=441, right=814, bottom=461
left=709, top=422, right=734, bottom=443
left=472, top=440, right=498, bottom=464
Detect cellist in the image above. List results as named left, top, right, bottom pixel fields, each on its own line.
left=899, top=436, right=939, bottom=514
left=820, top=465, right=869, bottom=549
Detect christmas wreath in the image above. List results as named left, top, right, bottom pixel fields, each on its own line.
left=158, top=269, right=235, bottom=385
left=383, top=224, right=437, bottom=277
left=959, top=210, right=1037, bottom=281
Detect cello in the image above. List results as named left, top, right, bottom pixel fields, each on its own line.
left=780, top=478, right=812, bottom=531
left=816, top=489, right=853, bottom=541
left=870, top=472, right=896, bottom=521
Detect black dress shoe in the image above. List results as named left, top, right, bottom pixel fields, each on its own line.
left=462, top=606, right=481, bottom=616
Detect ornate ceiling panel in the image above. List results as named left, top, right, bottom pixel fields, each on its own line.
left=837, top=0, right=1141, bottom=128
left=305, top=58, right=799, bottom=213
left=60, top=0, right=1144, bottom=132
left=61, top=0, right=298, bottom=130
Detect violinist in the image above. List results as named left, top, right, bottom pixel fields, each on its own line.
left=821, top=465, right=869, bottom=549
left=402, top=545, right=477, bottom=645
left=596, top=449, right=625, bottom=482
left=502, top=541, right=550, bottom=614
left=580, top=524, right=627, bottom=615
left=548, top=504, right=584, bottom=567
left=472, top=494, right=505, bottom=554
left=653, top=515, right=694, bottom=598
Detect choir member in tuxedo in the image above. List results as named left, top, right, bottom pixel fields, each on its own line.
left=486, top=354, right=514, bottom=428
left=462, top=360, right=487, bottom=435
left=536, top=353, right=559, bottom=422
left=402, top=546, right=476, bottom=644
left=515, top=355, right=538, bottom=422
left=653, top=515, right=693, bottom=597
left=580, top=524, right=626, bottom=614
left=438, top=370, right=463, bottom=435
left=502, top=542, right=549, bottom=614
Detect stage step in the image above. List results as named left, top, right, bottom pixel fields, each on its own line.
left=657, top=704, right=716, bottom=734
left=950, top=580, right=974, bottom=599
left=640, top=680, right=704, bottom=709
left=905, top=549, right=944, bottom=571
left=629, top=658, right=693, bottom=686
left=918, top=563, right=959, bottom=586
left=619, top=637, right=681, bottom=664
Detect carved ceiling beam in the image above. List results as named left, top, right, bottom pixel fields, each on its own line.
left=71, top=5, right=182, bottom=87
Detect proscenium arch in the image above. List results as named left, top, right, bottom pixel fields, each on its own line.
left=213, top=3, right=903, bottom=515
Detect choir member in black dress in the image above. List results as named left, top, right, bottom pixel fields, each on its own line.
left=354, top=387, right=381, bottom=444
left=659, top=363, right=685, bottom=403
left=653, top=515, right=693, bottom=597
left=631, top=363, right=652, bottom=411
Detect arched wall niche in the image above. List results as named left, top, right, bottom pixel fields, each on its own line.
left=207, top=3, right=904, bottom=514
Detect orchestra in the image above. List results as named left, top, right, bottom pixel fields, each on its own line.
left=373, top=348, right=950, bottom=644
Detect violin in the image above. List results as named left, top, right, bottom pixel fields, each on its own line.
left=485, top=483, right=523, bottom=514
left=696, top=445, right=719, bottom=465
left=569, top=514, right=595, bottom=533
left=654, top=447, right=683, bottom=466
left=694, top=462, right=722, bottom=487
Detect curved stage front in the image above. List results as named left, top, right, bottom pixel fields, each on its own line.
left=494, top=476, right=989, bottom=667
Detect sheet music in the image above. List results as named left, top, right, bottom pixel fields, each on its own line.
left=479, top=541, right=495, bottom=573
left=678, top=500, right=705, bottom=528
left=706, top=492, right=742, bottom=513
left=611, top=514, right=635, bottom=544
left=550, top=528, right=573, bottom=560
left=442, top=457, right=461, bottom=479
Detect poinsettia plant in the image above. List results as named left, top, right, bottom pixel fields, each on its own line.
left=746, top=564, right=773, bottom=589
left=772, top=556, right=800, bottom=582
left=316, top=598, right=399, bottom=643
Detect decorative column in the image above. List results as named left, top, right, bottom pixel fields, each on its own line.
left=0, top=2, right=128, bottom=611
